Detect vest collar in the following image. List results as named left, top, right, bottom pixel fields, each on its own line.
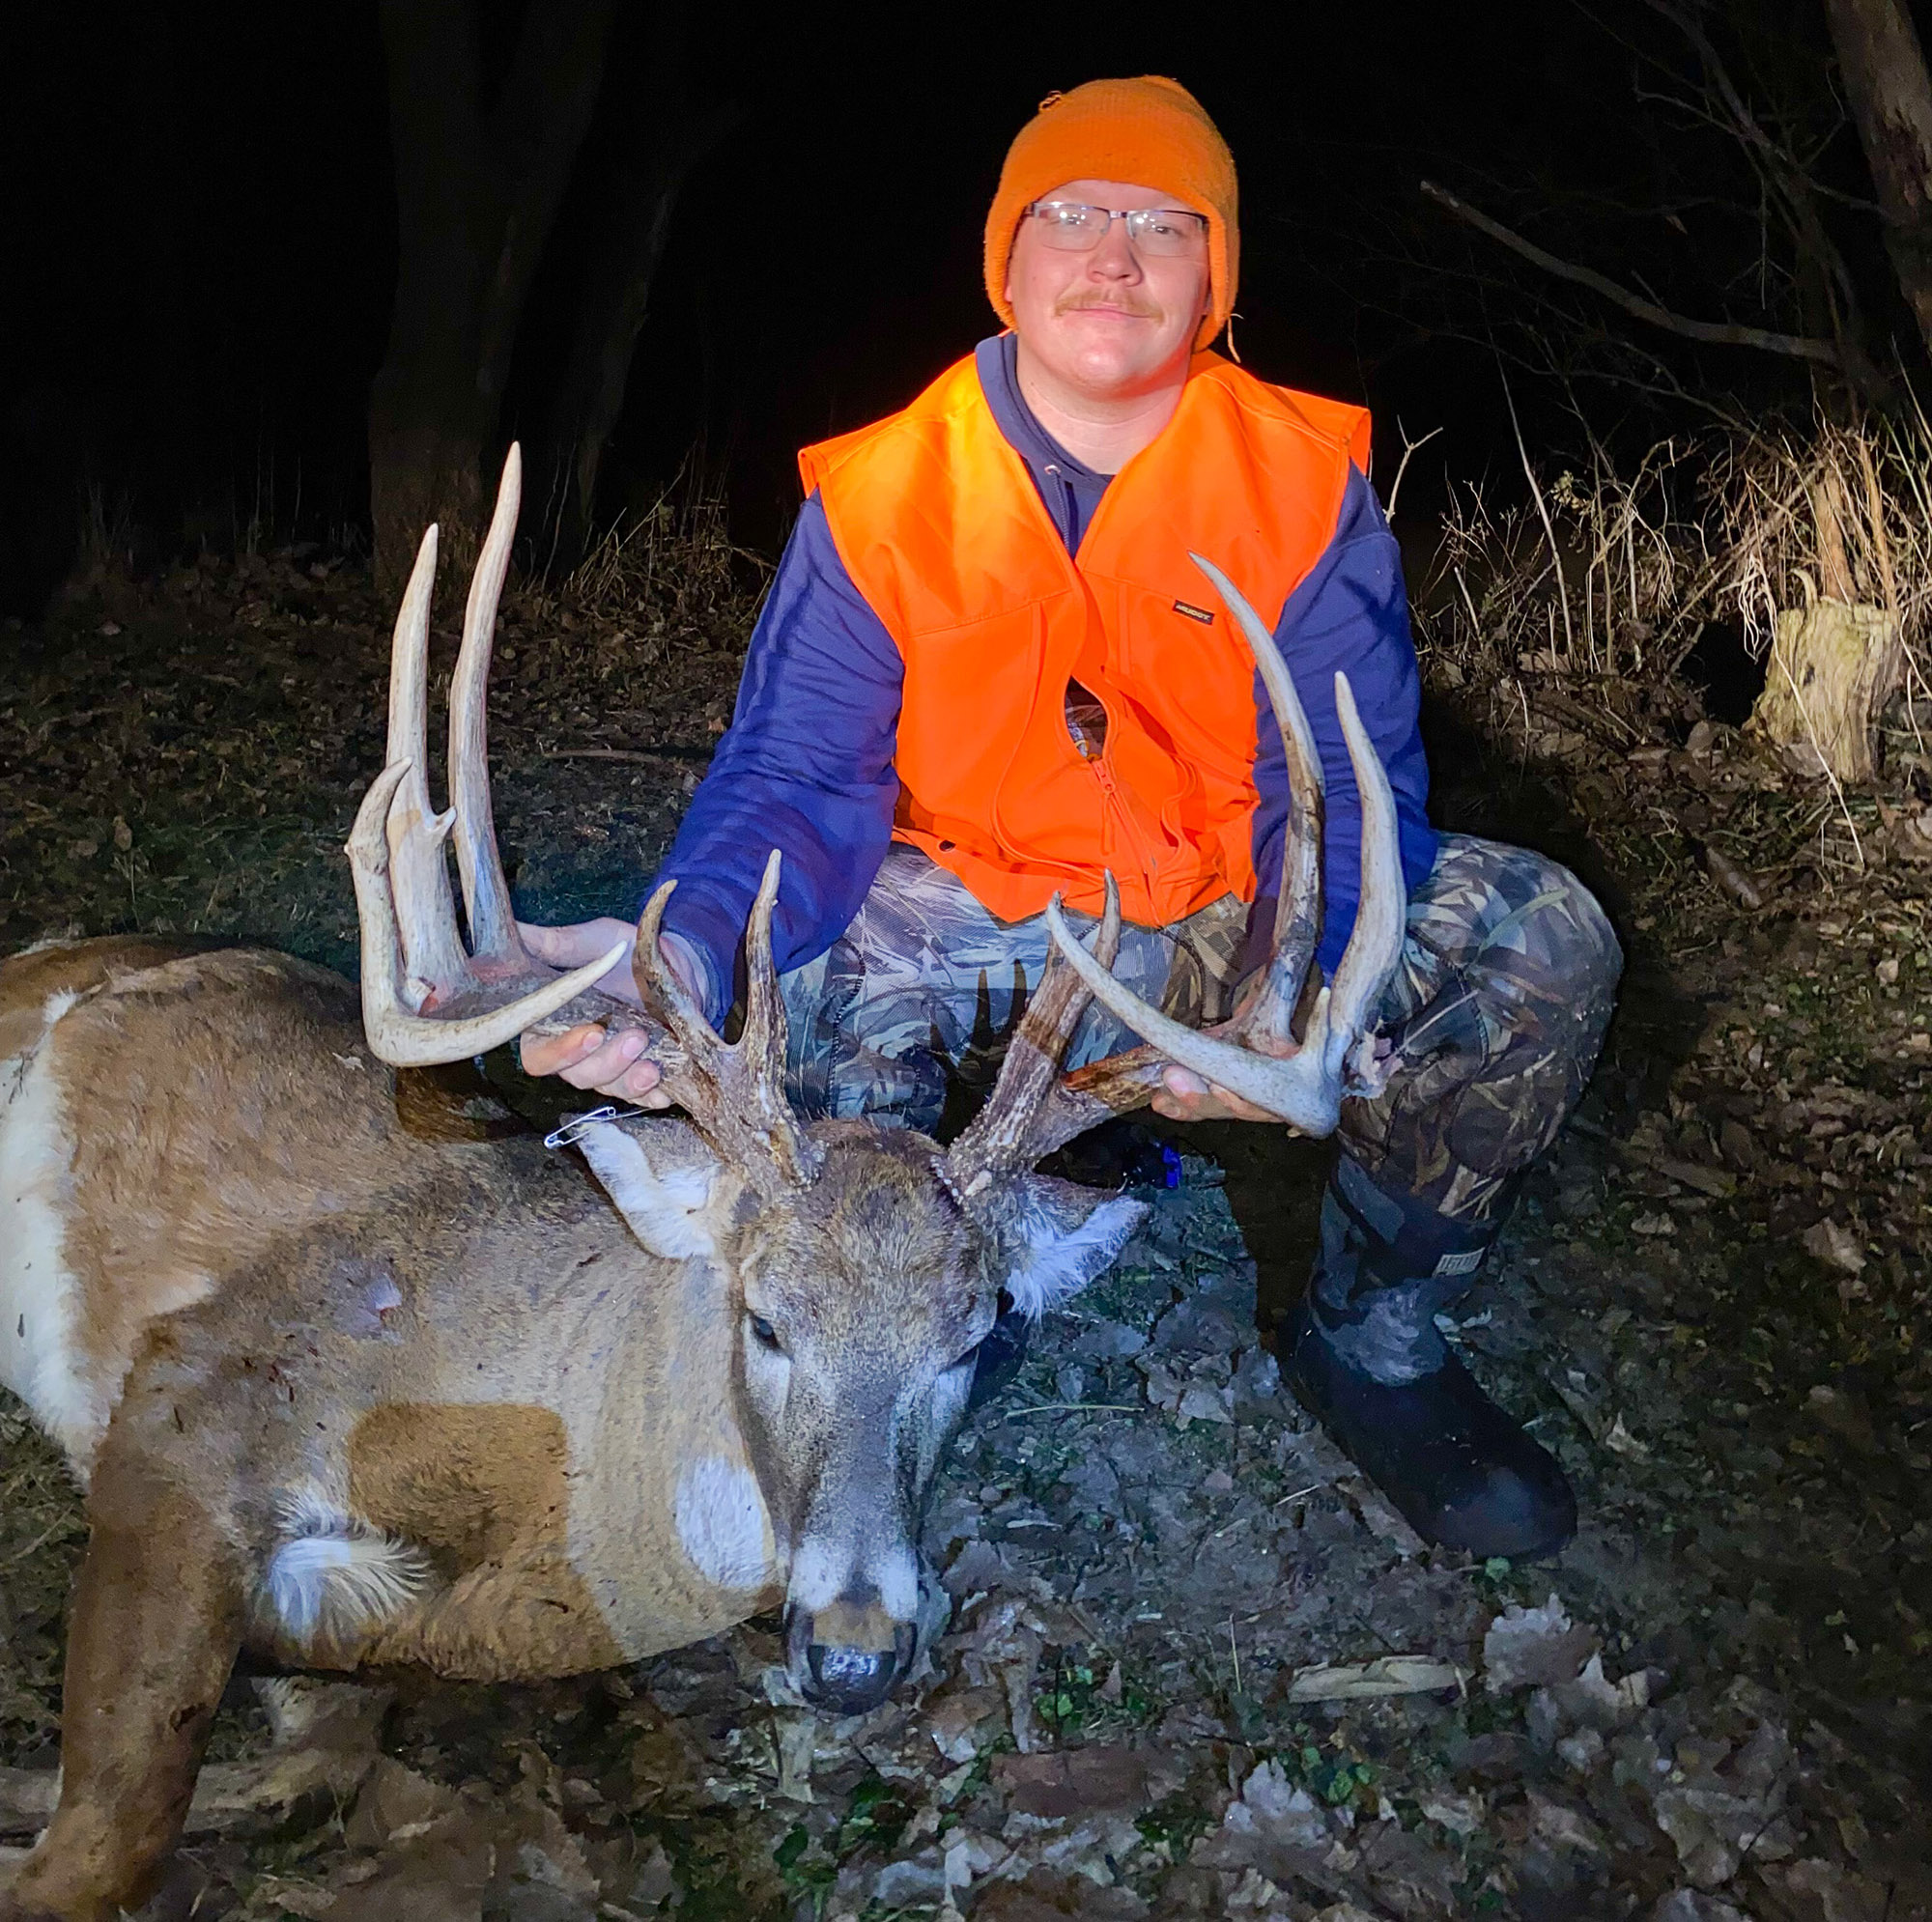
left=976, top=335, right=1109, bottom=556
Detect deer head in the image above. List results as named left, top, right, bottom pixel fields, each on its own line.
left=558, top=858, right=1148, bottom=1712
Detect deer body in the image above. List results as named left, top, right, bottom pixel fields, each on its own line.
left=3, top=937, right=399, bottom=1473
left=0, top=449, right=1407, bottom=1921
left=4, top=933, right=1086, bottom=1920
left=2, top=936, right=785, bottom=1681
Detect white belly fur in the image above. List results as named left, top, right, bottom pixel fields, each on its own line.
left=0, top=989, right=99, bottom=1470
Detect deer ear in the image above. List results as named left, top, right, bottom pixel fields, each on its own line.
left=574, top=1118, right=724, bottom=1260
left=997, top=1175, right=1149, bottom=1320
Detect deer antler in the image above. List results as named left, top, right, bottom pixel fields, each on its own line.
left=1038, top=555, right=1406, bottom=1138
left=938, top=877, right=1126, bottom=1201
left=348, top=445, right=674, bottom=1068
left=633, top=852, right=821, bottom=1192
left=346, top=446, right=819, bottom=1190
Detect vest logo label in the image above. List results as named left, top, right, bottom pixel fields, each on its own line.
left=1172, top=600, right=1216, bottom=625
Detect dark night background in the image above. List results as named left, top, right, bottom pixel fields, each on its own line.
left=1, top=0, right=1926, bottom=611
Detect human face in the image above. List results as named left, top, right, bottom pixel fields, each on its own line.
left=1004, top=178, right=1210, bottom=404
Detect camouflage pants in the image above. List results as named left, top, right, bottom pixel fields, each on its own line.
left=781, top=835, right=1622, bottom=1223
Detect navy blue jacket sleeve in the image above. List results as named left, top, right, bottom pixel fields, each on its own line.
left=1250, top=465, right=1436, bottom=980
left=650, top=494, right=903, bottom=1022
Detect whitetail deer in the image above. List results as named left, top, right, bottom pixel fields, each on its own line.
left=0, top=448, right=1404, bottom=1922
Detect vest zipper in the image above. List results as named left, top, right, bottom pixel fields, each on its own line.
left=1020, top=429, right=1177, bottom=915
left=1041, top=461, right=1080, bottom=551
left=1091, top=749, right=1162, bottom=902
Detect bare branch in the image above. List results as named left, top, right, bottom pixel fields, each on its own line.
left=1385, top=423, right=1443, bottom=520
left=1420, top=179, right=1843, bottom=366
left=1635, top=0, right=1876, bottom=383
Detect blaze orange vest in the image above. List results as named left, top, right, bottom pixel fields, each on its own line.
left=799, top=350, right=1371, bottom=927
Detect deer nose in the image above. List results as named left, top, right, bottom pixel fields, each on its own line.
left=785, top=1599, right=916, bottom=1715
left=804, top=1634, right=910, bottom=1713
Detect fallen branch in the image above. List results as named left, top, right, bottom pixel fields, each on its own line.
left=1006, top=1401, right=1142, bottom=1416
left=542, top=744, right=711, bottom=766
left=1420, top=180, right=1843, bottom=368
left=0, top=1681, right=390, bottom=1844
left=1287, top=1655, right=1466, bottom=1702
left=1703, top=843, right=1768, bottom=911
left=0, top=1747, right=377, bottom=1840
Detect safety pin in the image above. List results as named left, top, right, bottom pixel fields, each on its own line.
left=544, top=1105, right=646, bottom=1149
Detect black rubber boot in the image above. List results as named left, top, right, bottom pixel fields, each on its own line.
left=1281, top=1160, right=1576, bottom=1561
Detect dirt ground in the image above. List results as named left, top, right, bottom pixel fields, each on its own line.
left=2, top=549, right=1929, bottom=1921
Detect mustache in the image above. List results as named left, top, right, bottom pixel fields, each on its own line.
left=1054, top=293, right=1162, bottom=319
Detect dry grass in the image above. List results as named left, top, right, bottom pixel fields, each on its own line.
left=1415, top=409, right=1932, bottom=761
left=518, top=465, right=770, bottom=687
left=0, top=1399, right=84, bottom=1755
left=1413, top=441, right=1705, bottom=758
left=1421, top=448, right=1696, bottom=670
left=1707, top=412, right=1932, bottom=729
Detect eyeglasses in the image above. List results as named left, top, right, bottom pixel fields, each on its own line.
left=1021, top=201, right=1208, bottom=258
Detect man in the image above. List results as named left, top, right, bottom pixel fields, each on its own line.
left=521, top=77, right=1621, bottom=1560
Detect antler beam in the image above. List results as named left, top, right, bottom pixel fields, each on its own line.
left=349, top=762, right=627, bottom=1065
left=940, top=877, right=1126, bottom=1201
left=349, top=446, right=668, bottom=1069
left=1038, top=556, right=1407, bottom=1140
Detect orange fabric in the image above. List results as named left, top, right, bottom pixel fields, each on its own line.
left=983, top=77, right=1237, bottom=352
left=799, top=352, right=1370, bottom=928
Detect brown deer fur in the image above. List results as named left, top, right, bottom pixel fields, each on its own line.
left=0, top=935, right=1142, bottom=1921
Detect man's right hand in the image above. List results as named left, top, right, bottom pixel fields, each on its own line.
left=517, top=918, right=697, bottom=1105
left=522, top=1020, right=670, bottom=1104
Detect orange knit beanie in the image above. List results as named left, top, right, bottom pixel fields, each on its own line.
left=984, top=77, right=1238, bottom=352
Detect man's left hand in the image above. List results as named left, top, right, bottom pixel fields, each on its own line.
left=1149, top=1062, right=1288, bottom=1124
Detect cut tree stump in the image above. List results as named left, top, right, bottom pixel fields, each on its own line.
left=1747, top=597, right=1902, bottom=782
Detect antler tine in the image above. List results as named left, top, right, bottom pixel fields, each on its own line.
left=1321, top=672, right=1406, bottom=1065
left=349, top=760, right=416, bottom=1042
left=449, top=444, right=526, bottom=969
left=633, top=878, right=721, bottom=1066
left=384, top=523, right=472, bottom=999
left=735, top=850, right=818, bottom=1185
left=1041, top=664, right=1406, bottom=1138
left=1188, top=553, right=1323, bottom=1051
left=1030, top=1042, right=1170, bottom=1160
left=349, top=760, right=630, bottom=1065
left=385, top=525, right=436, bottom=771
left=941, top=877, right=1124, bottom=1201
left=633, top=855, right=820, bottom=1191
left=1094, top=874, right=1122, bottom=970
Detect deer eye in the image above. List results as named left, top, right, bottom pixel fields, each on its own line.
left=748, top=1314, right=782, bottom=1352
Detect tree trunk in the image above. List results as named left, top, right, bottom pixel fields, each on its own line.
left=368, top=0, right=493, bottom=595
left=535, top=100, right=740, bottom=562
left=1823, top=0, right=1932, bottom=364
left=368, top=0, right=617, bottom=595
